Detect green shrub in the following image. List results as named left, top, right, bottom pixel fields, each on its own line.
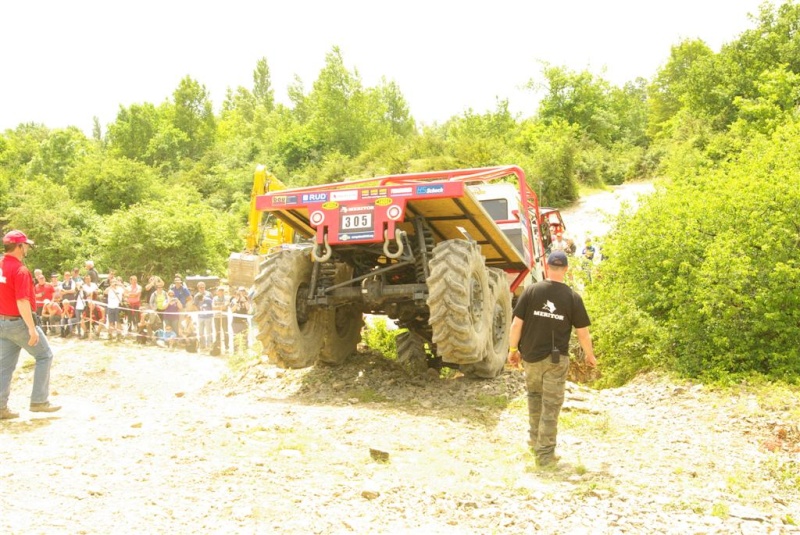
left=361, top=316, right=401, bottom=360
left=587, top=121, right=800, bottom=385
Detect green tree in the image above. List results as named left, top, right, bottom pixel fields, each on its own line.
left=66, top=155, right=159, bottom=214
left=516, top=119, right=581, bottom=205
left=98, top=197, right=239, bottom=278
left=305, top=47, right=370, bottom=157
left=647, top=39, right=714, bottom=139
left=107, top=103, right=160, bottom=162
left=27, top=127, right=92, bottom=183
left=287, top=75, right=309, bottom=123
left=171, top=76, right=217, bottom=160
left=442, top=100, right=518, bottom=168
left=253, top=56, right=275, bottom=112
left=145, top=120, right=189, bottom=172
left=534, top=64, right=617, bottom=146
left=729, top=64, right=800, bottom=140
left=368, top=77, right=416, bottom=138
left=0, top=123, right=50, bottom=174
left=4, top=180, right=101, bottom=273
left=92, top=116, right=103, bottom=143
left=609, top=78, right=649, bottom=147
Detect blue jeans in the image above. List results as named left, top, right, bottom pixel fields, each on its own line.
left=197, top=317, right=212, bottom=348
left=0, top=318, right=54, bottom=408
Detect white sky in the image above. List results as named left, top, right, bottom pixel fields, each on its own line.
left=0, top=0, right=767, bottom=135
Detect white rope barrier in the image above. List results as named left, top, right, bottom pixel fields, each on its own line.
left=48, top=298, right=254, bottom=351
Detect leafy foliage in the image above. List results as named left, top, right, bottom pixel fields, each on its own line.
left=589, top=121, right=800, bottom=385
left=362, top=317, right=400, bottom=360
left=98, top=197, right=239, bottom=278
left=1, top=8, right=799, bottom=389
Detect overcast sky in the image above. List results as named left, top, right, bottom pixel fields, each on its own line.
left=0, top=0, right=768, bottom=135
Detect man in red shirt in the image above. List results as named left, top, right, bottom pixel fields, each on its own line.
left=34, top=273, right=55, bottom=315
left=0, top=230, right=60, bottom=419
left=60, top=298, right=77, bottom=337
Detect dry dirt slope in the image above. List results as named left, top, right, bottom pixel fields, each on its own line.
left=1, top=337, right=798, bottom=534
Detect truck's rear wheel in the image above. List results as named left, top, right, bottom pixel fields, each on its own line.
left=427, top=240, right=491, bottom=364
left=318, top=264, right=363, bottom=365
left=462, top=268, right=511, bottom=379
left=254, top=250, right=323, bottom=368
left=395, top=330, right=430, bottom=376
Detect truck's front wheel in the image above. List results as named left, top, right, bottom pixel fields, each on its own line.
left=427, top=240, right=491, bottom=365
left=254, top=250, right=324, bottom=368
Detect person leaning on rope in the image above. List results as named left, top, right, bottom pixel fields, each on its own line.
left=0, top=230, right=61, bottom=419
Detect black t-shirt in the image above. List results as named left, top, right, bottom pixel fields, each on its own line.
left=512, top=280, right=591, bottom=363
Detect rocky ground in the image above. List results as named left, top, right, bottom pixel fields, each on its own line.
left=2, top=181, right=797, bottom=534
left=0, top=336, right=798, bottom=534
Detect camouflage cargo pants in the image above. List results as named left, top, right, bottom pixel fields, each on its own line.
left=523, top=356, right=569, bottom=464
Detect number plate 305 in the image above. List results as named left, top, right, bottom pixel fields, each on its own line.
left=341, top=213, right=373, bottom=231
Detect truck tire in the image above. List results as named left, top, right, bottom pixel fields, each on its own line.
left=462, top=268, right=511, bottom=379
left=254, top=250, right=323, bottom=368
left=427, top=240, right=491, bottom=365
left=318, top=264, right=363, bottom=365
left=395, top=330, right=430, bottom=376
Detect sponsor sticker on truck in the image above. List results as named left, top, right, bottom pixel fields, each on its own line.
left=302, top=192, right=328, bottom=203
left=416, top=185, right=445, bottom=195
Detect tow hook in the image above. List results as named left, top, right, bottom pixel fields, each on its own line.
left=383, top=228, right=405, bottom=259
left=312, top=233, right=332, bottom=262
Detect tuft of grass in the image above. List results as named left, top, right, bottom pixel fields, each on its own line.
left=711, top=502, right=729, bottom=519
left=473, top=393, right=509, bottom=410
left=346, top=387, right=387, bottom=403
left=763, top=456, right=800, bottom=492
left=439, top=366, right=460, bottom=379
left=663, top=499, right=705, bottom=515
left=573, top=458, right=588, bottom=476
left=560, top=411, right=612, bottom=436
left=243, top=423, right=318, bottom=455
left=226, top=340, right=262, bottom=372
left=507, top=397, right=527, bottom=411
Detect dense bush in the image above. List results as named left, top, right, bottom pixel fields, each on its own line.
left=588, top=121, right=800, bottom=385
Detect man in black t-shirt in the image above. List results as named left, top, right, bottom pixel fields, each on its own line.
left=508, top=250, right=597, bottom=467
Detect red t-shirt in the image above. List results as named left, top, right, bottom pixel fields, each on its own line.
left=34, top=282, right=55, bottom=307
left=61, top=303, right=75, bottom=318
left=0, top=255, right=36, bottom=315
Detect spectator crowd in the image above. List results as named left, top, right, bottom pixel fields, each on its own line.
left=34, top=261, right=254, bottom=355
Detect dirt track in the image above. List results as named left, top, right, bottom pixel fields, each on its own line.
left=1, top=336, right=798, bottom=534
left=1, top=183, right=798, bottom=533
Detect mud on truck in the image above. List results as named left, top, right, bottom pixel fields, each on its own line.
left=253, top=166, right=564, bottom=378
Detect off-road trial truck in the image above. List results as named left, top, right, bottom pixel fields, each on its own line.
left=253, top=165, right=564, bottom=378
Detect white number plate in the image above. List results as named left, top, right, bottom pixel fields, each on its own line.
left=341, top=213, right=373, bottom=231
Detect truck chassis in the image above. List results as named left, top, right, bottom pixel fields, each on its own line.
left=253, top=166, right=560, bottom=378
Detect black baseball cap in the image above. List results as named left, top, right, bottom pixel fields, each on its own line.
left=547, top=250, right=569, bottom=267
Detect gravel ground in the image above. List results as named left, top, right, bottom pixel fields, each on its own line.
left=0, top=338, right=797, bottom=534
left=2, top=182, right=797, bottom=534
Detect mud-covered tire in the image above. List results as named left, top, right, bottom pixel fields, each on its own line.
left=395, top=330, right=430, bottom=376
left=253, top=250, right=324, bottom=368
left=462, top=268, right=511, bottom=379
left=318, top=264, right=364, bottom=365
left=427, top=240, right=491, bottom=364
